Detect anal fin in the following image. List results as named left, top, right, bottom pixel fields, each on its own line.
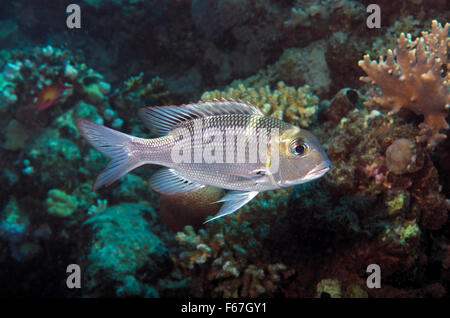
left=205, top=190, right=259, bottom=223
left=149, top=168, right=204, bottom=195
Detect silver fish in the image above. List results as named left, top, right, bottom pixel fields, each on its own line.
left=76, top=99, right=330, bottom=222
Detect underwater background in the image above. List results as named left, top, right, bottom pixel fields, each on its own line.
left=0, top=0, right=449, bottom=298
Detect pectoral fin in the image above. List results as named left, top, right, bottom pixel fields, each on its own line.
left=204, top=190, right=259, bottom=223
left=221, top=169, right=269, bottom=185
left=149, top=168, right=204, bottom=194
left=249, top=169, right=270, bottom=184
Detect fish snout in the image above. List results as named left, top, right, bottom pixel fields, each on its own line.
left=307, top=161, right=330, bottom=178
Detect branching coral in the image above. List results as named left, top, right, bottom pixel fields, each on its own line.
left=113, top=72, right=170, bottom=116
left=370, top=15, right=422, bottom=57
left=358, top=20, right=449, bottom=147
left=201, top=81, right=319, bottom=128
left=123, top=73, right=169, bottom=100
left=172, top=189, right=294, bottom=297
left=176, top=224, right=295, bottom=297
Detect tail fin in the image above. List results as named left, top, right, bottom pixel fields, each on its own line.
left=76, top=118, right=145, bottom=191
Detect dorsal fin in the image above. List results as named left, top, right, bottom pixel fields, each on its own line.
left=138, top=98, right=264, bottom=136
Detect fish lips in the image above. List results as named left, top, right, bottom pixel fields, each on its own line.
left=308, top=164, right=330, bottom=178
left=282, top=163, right=330, bottom=186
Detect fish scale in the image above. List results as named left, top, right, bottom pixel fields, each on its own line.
left=167, top=114, right=291, bottom=191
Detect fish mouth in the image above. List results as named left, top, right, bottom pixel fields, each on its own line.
left=280, top=163, right=331, bottom=187
left=283, top=164, right=330, bottom=186
left=306, top=164, right=330, bottom=178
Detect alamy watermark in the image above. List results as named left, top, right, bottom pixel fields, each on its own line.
left=65, top=3, right=381, bottom=30
left=66, top=264, right=81, bottom=289
left=366, top=264, right=381, bottom=288
left=170, top=121, right=281, bottom=174
left=366, top=4, right=381, bottom=29
left=65, top=263, right=381, bottom=290
left=66, top=4, right=81, bottom=29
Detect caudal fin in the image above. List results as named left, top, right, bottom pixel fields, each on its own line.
left=76, top=118, right=145, bottom=191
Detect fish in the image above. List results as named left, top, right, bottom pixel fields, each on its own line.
left=76, top=99, right=330, bottom=222
left=35, top=78, right=72, bottom=111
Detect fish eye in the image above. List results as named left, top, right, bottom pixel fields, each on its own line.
left=289, top=138, right=309, bottom=156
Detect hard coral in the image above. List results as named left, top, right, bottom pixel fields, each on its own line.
left=172, top=189, right=293, bottom=297
left=322, top=99, right=447, bottom=230
left=201, top=81, right=319, bottom=128
left=82, top=203, right=171, bottom=297
left=113, top=73, right=170, bottom=112
left=358, top=20, right=449, bottom=148
left=272, top=90, right=448, bottom=297
left=175, top=224, right=295, bottom=298
left=385, top=138, right=419, bottom=175
left=45, top=189, right=79, bottom=218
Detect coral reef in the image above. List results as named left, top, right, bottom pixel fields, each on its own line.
left=45, top=189, right=79, bottom=218
left=322, top=92, right=448, bottom=231
left=0, top=198, right=29, bottom=245
left=171, top=81, right=449, bottom=297
left=359, top=20, right=449, bottom=147
left=385, top=138, right=420, bottom=175
left=26, top=128, right=82, bottom=188
left=284, top=0, right=365, bottom=30
left=172, top=189, right=293, bottom=297
left=201, top=81, right=319, bottom=128
left=316, top=278, right=343, bottom=298
left=81, top=203, right=183, bottom=297
left=0, top=41, right=174, bottom=296
left=262, top=117, right=440, bottom=297
left=112, top=72, right=170, bottom=112
left=271, top=41, right=332, bottom=96
left=1, top=119, right=30, bottom=151
left=370, top=15, right=423, bottom=56
left=0, top=0, right=449, bottom=299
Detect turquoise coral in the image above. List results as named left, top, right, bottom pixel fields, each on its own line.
left=0, top=198, right=28, bottom=244
left=82, top=203, right=173, bottom=297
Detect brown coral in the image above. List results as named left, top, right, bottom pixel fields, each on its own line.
left=201, top=81, right=319, bottom=128
left=175, top=223, right=295, bottom=298
left=172, top=188, right=293, bottom=298
left=358, top=20, right=449, bottom=148
left=385, top=138, right=419, bottom=175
